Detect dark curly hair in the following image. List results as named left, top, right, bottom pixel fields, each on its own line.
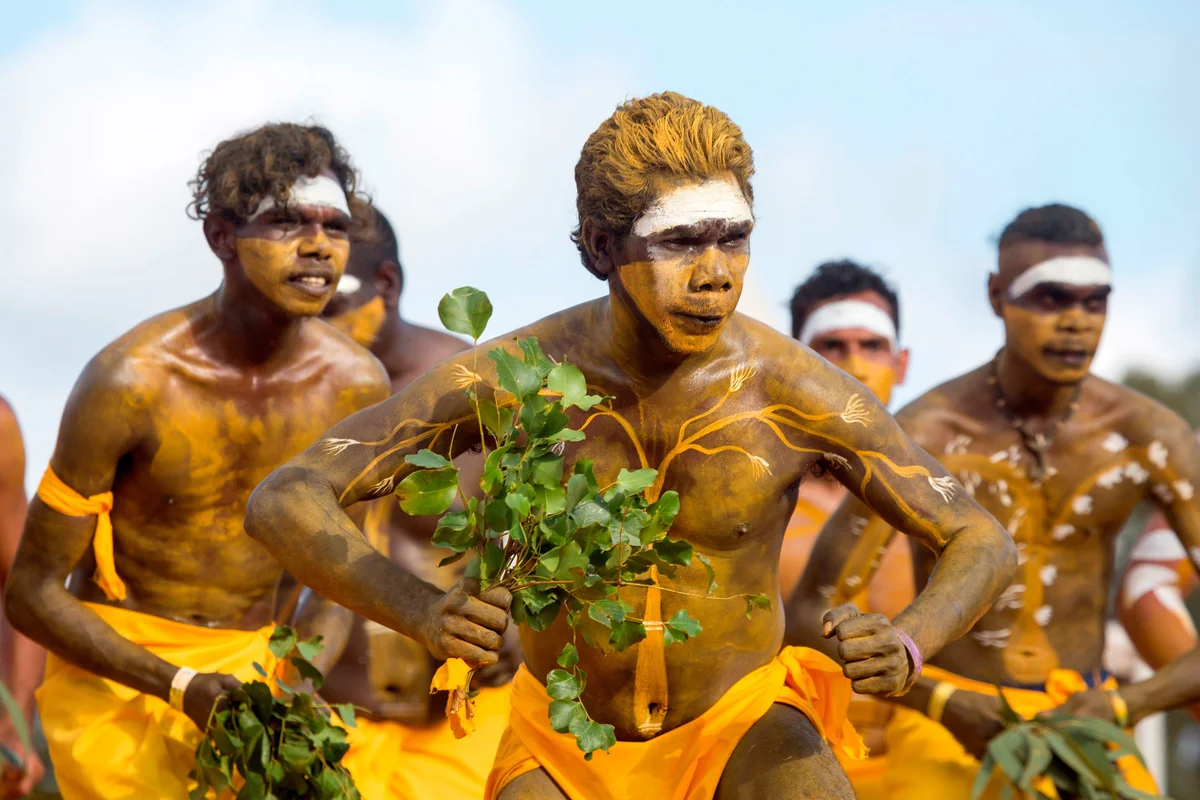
left=788, top=260, right=900, bottom=340
left=187, top=122, right=371, bottom=227
left=998, top=203, right=1103, bottom=249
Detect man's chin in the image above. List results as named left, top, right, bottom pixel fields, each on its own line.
left=1033, top=360, right=1093, bottom=386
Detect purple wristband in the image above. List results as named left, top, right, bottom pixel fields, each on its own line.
left=895, top=629, right=922, bottom=686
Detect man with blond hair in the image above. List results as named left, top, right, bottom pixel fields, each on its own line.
left=246, top=92, right=1016, bottom=799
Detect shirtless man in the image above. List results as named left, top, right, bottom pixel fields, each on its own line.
left=781, top=261, right=915, bottom=800
left=0, top=398, right=44, bottom=796
left=246, top=91, right=1016, bottom=800
left=4, top=123, right=390, bottom=799
left=790, top=203, right=1199, bottom=798
left=317, top=208, right=514, bottom=800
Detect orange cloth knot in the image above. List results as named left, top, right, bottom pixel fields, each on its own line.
left=37, top=466, right=125, bottom=601
left=431, top=657, right=476, bottom=738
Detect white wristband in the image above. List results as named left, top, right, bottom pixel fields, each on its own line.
left=169, top=667, right=198, bottom=713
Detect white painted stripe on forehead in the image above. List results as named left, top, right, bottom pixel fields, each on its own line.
left=799, top=300, right=897, bottom=347
left=248, top=174, right=351, bottom=221
left=1007, top=255, right=1111, bottom=300
left=631, top=179, right=752, bottom=238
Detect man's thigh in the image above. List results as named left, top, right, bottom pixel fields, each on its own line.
left=715, top=703, right=856, bottom=800
left=496, top=767, right=569, bottom=800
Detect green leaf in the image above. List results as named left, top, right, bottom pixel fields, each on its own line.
left=557, top=643, right=579, bottom=668
left=335, top=703, right=358, bottom=729
left=534, top=485, right=567, bottom=516
left=573, top=459, right=600, bottom=495
left=295, top=636, right=324, bottom=662
left=546, top=427, right=586, bottom=444
left=615, top=468, right=657, bottom=495
left=489, top=347, right=541, bottom=399
left=480, top=443, right=513, bottom=493
left=547, top=363, right=588, bottom=409
left=505, top=484, right=536, bottom=519
left=548, top=699, right=588, bottom=734
left=235, top=772, right=266, bottom=800
left=587, top=599, right=629, bottom=628
left=565, top=473, right=590, bottom=515
left=971, top=753, right=997, bottom=800
left=743, top=593, right=772, bottom=618
left=696, top=552, right=716, bottom=595
left=609, top=619, right=647, bottom=651
left=642, top=491, right=680, bottom=542
left=438, top=287, right=492, bottom=340
left=530, top=455, right=565, bottom=489
left=473, top=397, right=515, bottom=439
left=654, top=537, right=694, bottom=566
left=289, top=656, right=325, bottom=692
left=395, top=467, right=460, bottom=516
left=986, top=728, right=1028, bottom=785
left=1042, top=727, right=1104, bottom=786
left=539, top=541, right=589, bottom=579
left=546, top=669, right=583, bottom=700
left=518, top=336, right=555, bottom=379
left=572, top=501, right=611, bottom=528
left=481, top=541, right=506, bottom=582
left=243, top=681, right=275, bottom=720
left=572, top=719, right=616, bottom=758
left=268, top=626, right=298, bottom=660
left=663, top=608, right=702, bottom=645
left=405, top=449, right=453, bottom=469
left=251, top=661, right=268, bottom=678
left=432, top=510, right=476, bottom=552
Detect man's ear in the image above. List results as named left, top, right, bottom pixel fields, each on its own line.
left=581, top=219, right=619, bottom=279
left=987, top=273, right=1005, bottom=318
left=894, top=347, right=911, bottom=385
left=204, top=216, right=237, bottom=262
left=376, top=261, right=402, bottom=310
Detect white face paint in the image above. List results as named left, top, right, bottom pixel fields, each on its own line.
left=1122, top=563, right=1181, bottom=607
left=1130, top=529, right=1187, bottom=561
left=335, top=274, right=362, bottom=295
left=1007, top=255, right=1111, bottom=301
left=249, top=174, right=351, bottom=221
left=798, top=300, right=898, bottom=348
left=631, top=178, right=752, bottom=238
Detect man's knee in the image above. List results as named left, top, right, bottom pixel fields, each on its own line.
left=496, top=768, right=568, bottom=800
left=717, top=704, right=855, bottom=800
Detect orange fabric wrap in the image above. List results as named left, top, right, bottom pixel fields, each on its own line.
left=37, top=466, right=125, bottom=601
left=485, top=646, right=864, bottom=800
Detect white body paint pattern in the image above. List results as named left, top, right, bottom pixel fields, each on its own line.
left=1007, top=255, right=1111, bottom=300
left=1033, top=605, right=1054, bottom=627
left=1051, top=524, right=1076, bottom=541
left=249, top=174, right=351, bottom=221
left=971, top=629, right=1011, bottom=648
left=335, top=274, right=362, bottom=295
left=798, top=300, right=898, bottom=348
left=1102, top=433, right=1129, bottom=453
left=1147, top=441, right=1169, bottom=469
left=631, top=178, right=752, bottom=238
left=1130, top=529, right=1188, bottom=561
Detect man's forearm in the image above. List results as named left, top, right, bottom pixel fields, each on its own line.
left=245, top=471, right=443, bottom=645
left=6, top=581, right=179, bottom=701
left=892, top=526, right=1016, bottom=665
left=1120, top=645, right=1200, bottom=725
left=291, top=590, right=355, bottom=675
left=1, top=618, right=44, bottom=717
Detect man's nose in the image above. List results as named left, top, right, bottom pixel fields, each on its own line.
left=298, top=226, right=332, bottom=259
left=1058, top=306, right=1092, bottom=332
left=688, top=248, right=733, bottom=292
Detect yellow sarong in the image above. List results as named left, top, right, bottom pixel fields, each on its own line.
left=882, top=665, right=1159, bottom=799
left=37, top=602, right=276, bottom=800
left=484, top=646, right=864, bottom=800
left=341, top=683, right=512, bottom=800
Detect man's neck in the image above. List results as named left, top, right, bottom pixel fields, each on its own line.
left=599, top=293, right=716, bottom=392
left=993, top=347, right=1082, bottom=420
left=210, top=283, right=305, bottom=366
left=369, top=315, right=413, bottom=380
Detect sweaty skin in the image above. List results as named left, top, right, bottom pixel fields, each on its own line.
left=247, top=173, right=1015, bottom=798
left=0, top=397, right=45, bottom=795
left=5, top=196, right=391, bottom=734
left=790, top=240, right=1200, bottom=759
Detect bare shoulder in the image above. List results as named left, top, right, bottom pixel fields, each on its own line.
left=303, top=320, right=391, bottom=398
left=0, top=396, right=19, bottom=439
left=1089, top=376, right=1194, bottom=445
left=893, top=366, right=992, bottom=454
left=407, top=323, right=471, bottom=364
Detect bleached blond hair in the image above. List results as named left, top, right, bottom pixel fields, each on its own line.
left=571, top=92, right=755, bottom=279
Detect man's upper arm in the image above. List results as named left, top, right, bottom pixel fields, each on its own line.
left=290, top=351, right=483, bottom=509
left=17, top=355, right=145, bottom=583
left=1144, top=421, right=1200, bottom=573
left=0, top=398, right=27, bottom=582
left=790, top=365, right=966, bottom=554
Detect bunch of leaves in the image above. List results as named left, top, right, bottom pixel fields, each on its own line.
left=189, top=627, right=361, bottom=800
left=396, top=287, right=770, bottom=759
left=972, top=689, right=1158, bottom=800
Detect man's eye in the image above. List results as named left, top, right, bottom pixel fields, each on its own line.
left=863, top=340, right=885, bottom=352
left=720, top=232, right=748, bottom=246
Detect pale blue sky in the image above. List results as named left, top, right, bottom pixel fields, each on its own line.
left=2, top=0, right=1198, bottom=491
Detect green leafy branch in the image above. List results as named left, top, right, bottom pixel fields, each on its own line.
left=391, top=287, right=771, bottom=759
left=972, top=688, right=1158, bottom=800
left=189, top=626, right=361, bottom=800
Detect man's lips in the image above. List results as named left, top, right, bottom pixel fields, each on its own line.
left=287, top=268, right=335, bottom=297
left=673, top=310, right=727, bottom=328
left=1043, top=346, right=1092, bottom=367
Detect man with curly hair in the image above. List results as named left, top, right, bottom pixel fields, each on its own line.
left=246, top=93, right=1016, bottom=799
left=4, top=123, right=395, bottom=799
